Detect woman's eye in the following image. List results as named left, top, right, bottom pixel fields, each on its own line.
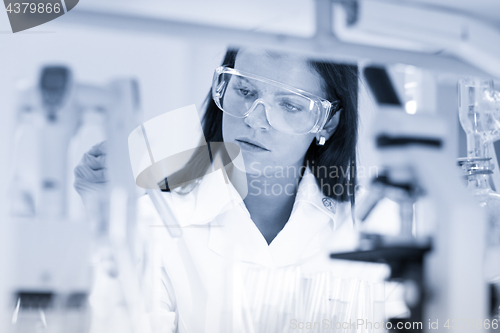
left=232, top=83, right=256, bottom=98
left=280, top=102, right=302, bottom=113
left=239, top=88, right=250, bottom=96
left=237, top=87, right=255, bottom=97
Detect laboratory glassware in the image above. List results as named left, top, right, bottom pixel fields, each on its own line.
left=458, top=78, right=500, bottom=246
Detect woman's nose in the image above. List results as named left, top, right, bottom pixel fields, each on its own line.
left=244, top=99, right=270, bottom=131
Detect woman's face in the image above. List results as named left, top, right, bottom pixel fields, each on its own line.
left=222, top=49, right=326, bottom=177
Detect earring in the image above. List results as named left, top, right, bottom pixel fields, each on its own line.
left=316, top=136, right=326, bottom=146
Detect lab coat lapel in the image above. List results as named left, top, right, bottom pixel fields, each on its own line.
left=207, top=168, right=343, bottom=268
left=268, top=169, right=339, bottom=266
left=165, top=168, right=277, bottom=266
left=268, top=203, right=333, bottom=267
left=169, top=169, right=241, bottom=226
left=207, top=200, right=336, bottom=268
left=207, top=205, right=276, bottom=267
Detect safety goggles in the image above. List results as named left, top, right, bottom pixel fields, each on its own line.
left=212, top=66, right=339, bottom=135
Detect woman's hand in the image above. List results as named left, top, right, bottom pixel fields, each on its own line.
left=74, top=141, right=108, bottom=199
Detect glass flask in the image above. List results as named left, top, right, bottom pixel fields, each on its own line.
left=458, top=78, right=500, bottom=246
left=459, top=78, right=500, bottom=320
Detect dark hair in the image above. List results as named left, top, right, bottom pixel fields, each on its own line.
left=202, top=49, right=358, bottom=204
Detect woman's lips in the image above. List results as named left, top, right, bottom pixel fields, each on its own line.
left=236, top=138, right=270, bottom=152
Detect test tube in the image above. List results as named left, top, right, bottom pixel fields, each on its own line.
left=373, top=282, right=385, bottom=333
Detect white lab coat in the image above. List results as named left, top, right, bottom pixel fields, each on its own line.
left=89, top=168, right=405, bottom=333
left=133, top=167, right=405, bottom=333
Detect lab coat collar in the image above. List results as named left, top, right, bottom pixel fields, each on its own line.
left=206, top=167, right=343, bottom=268
left=293, top=168, right=339, bottom=226
left=168, top=169, right=246, bottom=227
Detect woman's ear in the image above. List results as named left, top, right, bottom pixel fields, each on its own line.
left=316, top=109, right=342, bottom=143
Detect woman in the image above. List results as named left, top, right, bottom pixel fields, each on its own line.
left=75, top=48, right=377, bottom=333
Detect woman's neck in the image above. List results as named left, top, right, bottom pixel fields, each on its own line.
left=242, top=164, right=303, bottom=244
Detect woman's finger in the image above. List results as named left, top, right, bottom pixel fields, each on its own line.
left=87, top=141, right=107, bottom=157
left=83, top=152, right=106, bottom=170
left=74, top=164, right=108, bottom=183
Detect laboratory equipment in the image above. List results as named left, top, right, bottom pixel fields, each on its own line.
left=457, top=78, right=500, bottom=319
left=458, top=155, right=500, bottom=246
left=5, top=66, right=145, bottom=333
left=7, top=66, right=102, bottom=333
left=458, top=78, right=500, bottom=246
left=332, top=66, right=489, bottom=332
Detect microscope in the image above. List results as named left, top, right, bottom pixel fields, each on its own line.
left=331, top=66, right=493, bottom=332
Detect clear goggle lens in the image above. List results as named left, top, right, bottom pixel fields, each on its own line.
left=212, top=67, right=334, bottom=135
